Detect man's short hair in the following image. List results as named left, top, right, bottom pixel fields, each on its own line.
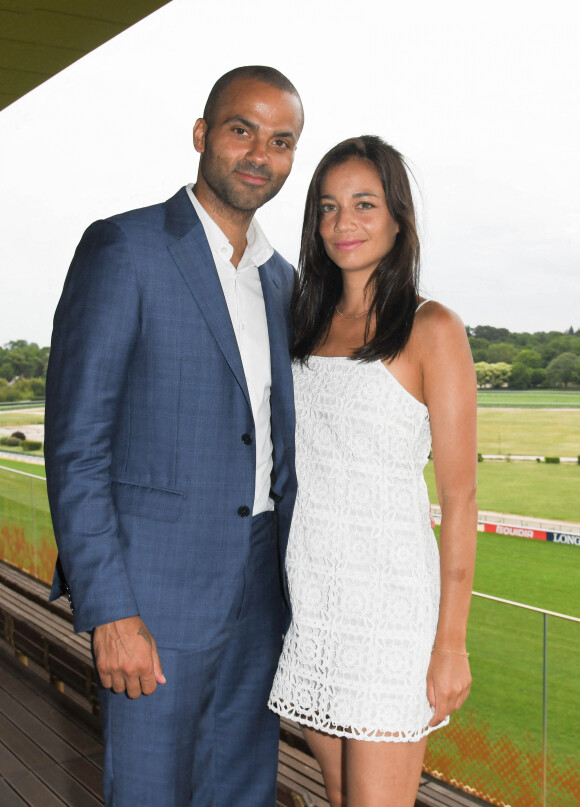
left=203, top=65, right=304, bottom=130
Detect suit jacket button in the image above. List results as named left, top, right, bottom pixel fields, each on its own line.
left=241, top=433, right=252, bottom=445
left=238, top=506, right=251, bottom=517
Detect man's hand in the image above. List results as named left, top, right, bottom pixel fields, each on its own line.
left=93, top=616, right=166, bottom=698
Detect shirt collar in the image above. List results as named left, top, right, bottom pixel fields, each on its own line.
left=186, top=183, right=274, bottom=269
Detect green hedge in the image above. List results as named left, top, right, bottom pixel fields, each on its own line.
left=20, top=439, right=42, bottom=452
left=0, top=436, right=20, bottom=446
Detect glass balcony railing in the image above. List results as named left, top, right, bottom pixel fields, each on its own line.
left=424, top=592, right=580, bottom=807
left=0, top=463, right=579, bottom=806
left=0, top=464, right=56, bottom=583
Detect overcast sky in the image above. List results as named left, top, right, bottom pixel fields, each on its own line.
left=1, top=0, right=578, bottom=347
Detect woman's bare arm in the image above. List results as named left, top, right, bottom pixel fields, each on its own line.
left=417, top=303, right=478, bottom=726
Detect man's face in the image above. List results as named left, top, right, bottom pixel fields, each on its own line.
left=193, top=78, right=303, bottom=214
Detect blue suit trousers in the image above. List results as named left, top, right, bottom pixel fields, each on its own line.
left=97, top=512, right=284, bottom=807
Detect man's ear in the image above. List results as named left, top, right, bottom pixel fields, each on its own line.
left=193, top=118, right=207, bottom=154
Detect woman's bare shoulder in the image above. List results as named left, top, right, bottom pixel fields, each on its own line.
left=416, top=300, right=465, bottom=333
left=414, top=300, right=470, bottom=358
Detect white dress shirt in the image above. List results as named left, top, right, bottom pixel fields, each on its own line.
left=186, top=183, right=275, bottom=515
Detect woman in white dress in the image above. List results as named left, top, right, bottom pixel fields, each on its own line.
left=269, top=136, right=477, bottom=807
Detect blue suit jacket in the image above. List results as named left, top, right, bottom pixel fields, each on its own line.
left=44, top=187, right=297, bottom=647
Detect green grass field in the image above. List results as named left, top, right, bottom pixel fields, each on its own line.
left=3, top=400, right=579, bottom=459
left=425, top=528, right=580, bottom=804
left=429, top=401, right=579, bottom=802
left=0, top=458, right=45, bottom=476
left=0, top=401, right=43, bottom=411
left=477, top=389, right=580, bottom=408
left=425, top=460, right=580, bottom=523
left=473, top=529, right=580, bottom=616
left=0, top=411, right=44, bottom=427
left=478, top=409, right=580, bottom=457
left=0, top=462, right=55, bottom=581
left=0, top=444, right=44, bottom=457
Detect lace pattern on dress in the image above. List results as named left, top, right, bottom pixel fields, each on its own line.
left=268, top=357, right=449, bottom=743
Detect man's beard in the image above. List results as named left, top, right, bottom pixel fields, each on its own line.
left=200, top=151, right=285, bottom=213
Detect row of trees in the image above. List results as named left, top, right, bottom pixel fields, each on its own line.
left=467, top=326, right=580, bottom=389
left=1, top=327, right=579, bottom=400
left=475, top=354, right=580, bottom=389
left=468, top=325, right=580, bottom=366
left=0, top=341, right=49, bottom=382
left=0, top=376, right=45, bottom=402
left=0, top=341, right=48, bottom=402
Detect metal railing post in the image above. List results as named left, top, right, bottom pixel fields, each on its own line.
left=30, top=475, right=37, bottom=578
left=543, top=612, right=548, bottom=807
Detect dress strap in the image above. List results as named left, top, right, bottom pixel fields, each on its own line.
left=416, top=298, right=432, bottom=313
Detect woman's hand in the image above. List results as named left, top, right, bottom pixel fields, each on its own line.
left=426, top=648, right=472, bottom=726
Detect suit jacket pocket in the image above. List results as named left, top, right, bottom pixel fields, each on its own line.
left=111, top=480, right=185, bottom=523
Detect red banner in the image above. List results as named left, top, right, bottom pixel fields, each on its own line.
left=483, top=522, right=547, bottom=541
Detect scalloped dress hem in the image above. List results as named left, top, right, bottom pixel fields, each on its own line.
left=269, top=700, right=450, bottom=744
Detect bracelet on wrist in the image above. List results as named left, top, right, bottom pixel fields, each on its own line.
left=432, top=645, right=469, bottom=658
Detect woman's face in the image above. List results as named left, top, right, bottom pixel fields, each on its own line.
left=318, top=158, right=399, bottom=278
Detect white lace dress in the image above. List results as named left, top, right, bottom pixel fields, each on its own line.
left=269, top=356, right=448, bottom=742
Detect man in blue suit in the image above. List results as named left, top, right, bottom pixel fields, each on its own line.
left=44, top=65, right=302, bottom=807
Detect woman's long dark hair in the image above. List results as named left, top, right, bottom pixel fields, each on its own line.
left=292, top=135, right=420, bottom=362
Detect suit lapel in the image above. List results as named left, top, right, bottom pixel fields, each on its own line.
left=166, top=192, right=251, bottom=409
left=259, top=258, right=295, bottom=502
left=259, top=260, right=294, bottom=434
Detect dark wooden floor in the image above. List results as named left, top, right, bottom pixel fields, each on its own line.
left=0, top=645, right=104, bottom=806
left=0, top=641, right=486, bottom=807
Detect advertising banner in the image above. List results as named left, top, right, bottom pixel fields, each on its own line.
left=483, top=523, right=547, bottom=541
left=547, top=531, right=580, bottom=546
left=483, top=522, right=580, bottom=547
